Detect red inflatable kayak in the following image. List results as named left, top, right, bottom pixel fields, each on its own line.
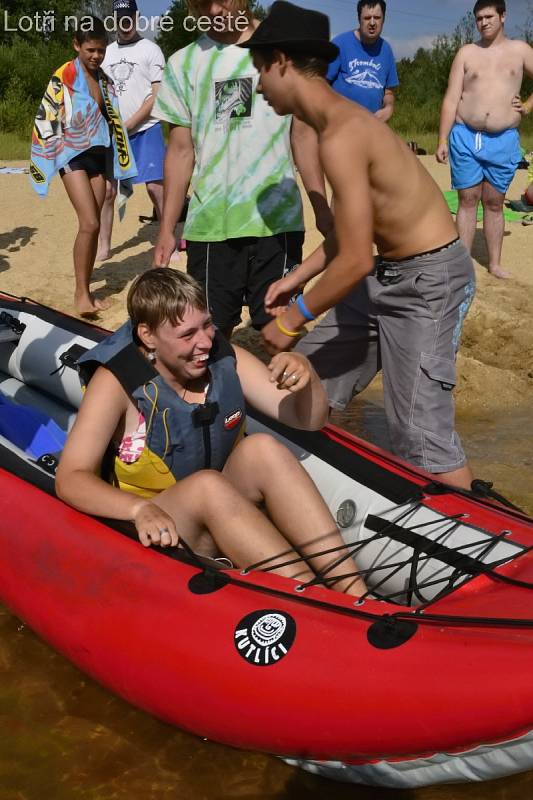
left=0, top=293, right=532, bottom=789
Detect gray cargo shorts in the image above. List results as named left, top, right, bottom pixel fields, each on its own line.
left=296, top=239, right=476, bottom=474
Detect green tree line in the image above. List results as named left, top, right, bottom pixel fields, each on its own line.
left=0, top=1, right=531, bottom=149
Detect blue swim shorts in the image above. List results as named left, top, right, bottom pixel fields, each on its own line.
left=448, top=122, right=522, bottom=195
left=129, top=122, right=165, bottom=185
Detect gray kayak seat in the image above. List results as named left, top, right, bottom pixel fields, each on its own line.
left=0, top=306, right=96, bottom=448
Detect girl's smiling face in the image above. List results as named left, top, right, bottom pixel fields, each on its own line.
left=139, top=306, right=216, bottom=381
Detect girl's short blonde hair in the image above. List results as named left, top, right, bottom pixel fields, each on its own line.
left=127, top=268, right=207, bottom=331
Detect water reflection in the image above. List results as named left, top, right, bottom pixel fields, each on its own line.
left=1, top=396, right=532, bottom=798
left=2, top=603, right=533, bottom=800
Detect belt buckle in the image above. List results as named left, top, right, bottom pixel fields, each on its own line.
left=376, top=263, right=401, bottom=286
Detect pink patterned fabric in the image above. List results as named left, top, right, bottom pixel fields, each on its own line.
left=117, top=413, right=146, bottom=464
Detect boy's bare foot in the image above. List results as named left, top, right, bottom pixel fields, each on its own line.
left=75, top=294, right=109, bottom=316
left=95, top=250, right=111, bottom=262
left=488, top=265, right=511, bottom=280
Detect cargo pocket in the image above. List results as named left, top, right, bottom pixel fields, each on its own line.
left=411, top=353, right=456, bottom=439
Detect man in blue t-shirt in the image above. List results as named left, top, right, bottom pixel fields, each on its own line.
left=328, top=0, right=399, bottom=121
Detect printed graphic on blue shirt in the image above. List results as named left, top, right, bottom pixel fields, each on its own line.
left=345, top=56, right=384, bottom=90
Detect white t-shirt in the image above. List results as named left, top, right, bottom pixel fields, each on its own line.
left=103, top=38, right=165, bottom=136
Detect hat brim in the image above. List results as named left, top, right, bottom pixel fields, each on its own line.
left=239, top=38, right=339, bottom=63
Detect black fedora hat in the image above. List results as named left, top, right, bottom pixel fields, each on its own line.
left=239, top=1, right=339, bottom=63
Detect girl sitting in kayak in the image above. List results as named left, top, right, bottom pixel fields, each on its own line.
left=56, top=269, right=366, bottom=595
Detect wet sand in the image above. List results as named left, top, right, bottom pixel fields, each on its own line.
left=0, top=156, right=532, bottom=797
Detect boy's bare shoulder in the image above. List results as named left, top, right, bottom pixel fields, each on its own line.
left=510, top=38, right=533, bottom=56
left=456, top=42, right=477, bottom=60
left=320, top=113, right=375, bottom=177
left=322, top=105, right=370, bottom=145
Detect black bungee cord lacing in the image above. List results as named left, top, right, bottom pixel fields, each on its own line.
left=237, top=498, right=533, bottom=630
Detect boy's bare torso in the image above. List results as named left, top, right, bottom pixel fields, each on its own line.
left=86, top=69, right=105, bottom=113
left=457, top=40, right=525, bottom=132
left=318, top=96, right=457, bottom=260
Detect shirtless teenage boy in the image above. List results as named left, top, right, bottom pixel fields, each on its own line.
left=241, top=1, right=475, bottom=490
left=436, top=1, right=533, bottom=279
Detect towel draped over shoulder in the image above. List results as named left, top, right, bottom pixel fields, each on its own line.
left=30, top=58, right=137, bottom=211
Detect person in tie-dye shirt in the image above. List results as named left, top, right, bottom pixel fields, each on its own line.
left=153, top=0, right=332, bottom=339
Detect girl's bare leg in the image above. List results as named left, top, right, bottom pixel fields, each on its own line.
left=223, top=434, right=366, bottom=596
left=61, top=171, right=108, bottom=314
left=153, top=470, right=315, bottom=583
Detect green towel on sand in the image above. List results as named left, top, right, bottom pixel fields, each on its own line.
left=444, top=191, right=525, bottom=223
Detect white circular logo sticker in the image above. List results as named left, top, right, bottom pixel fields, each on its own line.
left=234, top=610, right=296, bottom=666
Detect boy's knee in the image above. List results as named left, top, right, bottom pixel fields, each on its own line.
left=80, top=218, right=100, bottom=236
left=459, top=190, right=482, bottom=208
left=481, top=196, right=504, bottom=213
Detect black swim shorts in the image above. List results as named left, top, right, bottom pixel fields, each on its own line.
left=186, top=232, right=304, bottom=331
left=59, top=146, right=113, bottom=179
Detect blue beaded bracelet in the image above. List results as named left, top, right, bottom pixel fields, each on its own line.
left=295, top=293, right=315, bottom=322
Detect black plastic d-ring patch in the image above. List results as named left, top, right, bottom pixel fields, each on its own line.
left=367, top=617, right=418, bottom=649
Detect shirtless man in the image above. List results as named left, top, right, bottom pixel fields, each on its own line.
left=436, top=1, right=533, bottom=279
left=241, top=1, right=475, bottom=490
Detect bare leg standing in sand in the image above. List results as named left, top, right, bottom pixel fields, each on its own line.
left=436, top=0, right=533, bottom=279
left=61, top=169, right=109, bottom=315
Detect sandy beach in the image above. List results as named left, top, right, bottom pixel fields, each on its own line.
left=1, top=155, right=532, bottom=509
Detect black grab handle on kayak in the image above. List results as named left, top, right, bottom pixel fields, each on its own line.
left=470, top=479, right=524, bottom=513
left=424, top=479, right=525, bottom=515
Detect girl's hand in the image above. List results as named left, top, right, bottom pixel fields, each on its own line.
left=268, top=352, right=312, bottom=393
left=132, top=501, right=179, bottom=548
